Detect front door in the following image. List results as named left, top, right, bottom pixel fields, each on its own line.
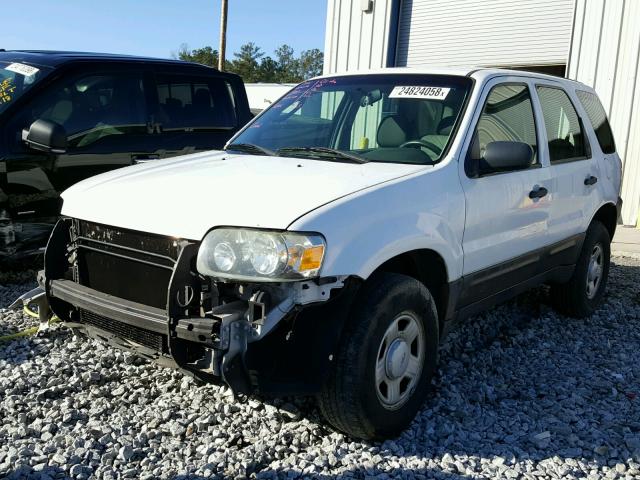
left=1, top=66, right=154, bottom=259
left=458, top=79, right=552, bottom=306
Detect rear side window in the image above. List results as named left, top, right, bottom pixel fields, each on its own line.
left=576, top=90, right=616, bottom=154
left=154, top=74, right=237, bottom=131
left=536, top=86, right=587, bottom=162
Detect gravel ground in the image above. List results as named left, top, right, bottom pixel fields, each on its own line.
left=0, top=269, right=39, bottom=337
left=0, top=256, right=639, bottom=480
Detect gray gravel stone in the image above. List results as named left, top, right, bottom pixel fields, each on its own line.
left=1, top=256, right=639, bottom=478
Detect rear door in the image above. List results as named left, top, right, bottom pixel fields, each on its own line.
left=575, top=89, right=621, bottom=209
left=458, top=77, right=552, bottom=305
left=533, top=83, right=598, bottom=241
left=148, top=69, right=241, bottom=156
left=2, top=63, right=155, bottom=256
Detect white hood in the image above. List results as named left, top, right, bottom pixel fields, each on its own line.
left=61, top=151, right=424, bottom=240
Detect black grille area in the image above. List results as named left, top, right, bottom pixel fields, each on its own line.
left=80, top=309, right=167, bottom=353
left=75, top=220, right=182, bottom=259
left=73, top=220, right=185, bottom=309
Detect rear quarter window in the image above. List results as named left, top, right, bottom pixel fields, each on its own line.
left=154, top=73, right=237, bottom=131
left=576, top=90, right=616, bottom=154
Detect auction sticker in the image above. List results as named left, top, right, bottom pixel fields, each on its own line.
left=389, top=86, right=450, bottom=100
left=5, top=63, right=40, bottom=77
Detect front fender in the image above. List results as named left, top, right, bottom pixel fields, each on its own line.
left=289, top=167, right=465, bottom=281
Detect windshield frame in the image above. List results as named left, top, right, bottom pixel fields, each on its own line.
left=227, top=73, right=475, bottom=166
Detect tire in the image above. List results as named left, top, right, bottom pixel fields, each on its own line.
left=551, top=221, right=611, bottom=318
left=318, top=272, right=439, bottom=440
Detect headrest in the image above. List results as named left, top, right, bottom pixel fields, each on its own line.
left=165, top=97, right=182, bottom=108
left=377, top=115, right=408, bottom=147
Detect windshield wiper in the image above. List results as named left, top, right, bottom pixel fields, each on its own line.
left=276, top=146, right=369, bottom=164
left=225, top=143, right=275, bottom=156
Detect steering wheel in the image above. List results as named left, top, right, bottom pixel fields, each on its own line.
left=399, top=139, right=442, bottom=156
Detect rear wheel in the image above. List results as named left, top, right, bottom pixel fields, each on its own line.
left=318, top=272, right=439, bottom=440
left=551, top=221, right=611, bottom=318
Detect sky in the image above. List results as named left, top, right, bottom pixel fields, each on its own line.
left=2, top=0, right=328, bottom=60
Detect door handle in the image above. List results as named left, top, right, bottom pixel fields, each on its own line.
left=529, top=186, right=548, bottom=199
left=584, top=175, right=598, bottom=186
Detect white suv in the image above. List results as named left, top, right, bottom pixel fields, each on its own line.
left=42, top=68, right=622, bottom=440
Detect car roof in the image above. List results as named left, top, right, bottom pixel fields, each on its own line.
left=0, top=49, right=215, bottom=70
left=313, top=66, right=589, bottom=89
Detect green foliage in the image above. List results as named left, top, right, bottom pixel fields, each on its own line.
left=298, top=48, right=324, bottom=80
left=173, top=43, right=324, bottom=83
left=232, top=42, right=264, bottom=83
left=274, top=44, right=298, bottom=83
left=174, top=44, right=220, bottom=68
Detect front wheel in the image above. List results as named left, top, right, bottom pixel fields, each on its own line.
left=551, top=221, right=611, bottom=318
left=318, top=272, right=439, bottom=440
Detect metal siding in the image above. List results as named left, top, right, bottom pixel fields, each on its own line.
left=575, top=0, right=604, bottom=85
left=567, top=0, right=586, bottom=79
left=396, top=0, right=574, bottom=67
left=323, top=0, right=394, bottom=74
left=568, top=0, right=640, bottom=225
left=322, top=0, right=336, bottom=75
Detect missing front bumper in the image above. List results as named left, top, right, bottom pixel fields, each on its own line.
left=43, top=217, right=361, bottom=396
left=48, top=276, right=255, bottom=393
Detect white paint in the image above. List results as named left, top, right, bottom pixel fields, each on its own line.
left=567, top=0, right=640, bottom=226
left=60, top=150, right=424, bottom=241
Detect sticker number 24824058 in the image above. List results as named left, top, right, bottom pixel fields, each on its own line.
left=389, top=86, right=450, bottom=100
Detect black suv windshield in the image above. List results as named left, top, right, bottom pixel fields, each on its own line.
left=230, top=74, right=472, bottom=165
left=0, top=61, right=51, bottom=115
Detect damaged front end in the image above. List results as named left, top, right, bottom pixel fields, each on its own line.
left=43, top=218, right=359, bottom=395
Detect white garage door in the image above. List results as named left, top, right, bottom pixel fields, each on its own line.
left=396, top=0, right=574, bottom=68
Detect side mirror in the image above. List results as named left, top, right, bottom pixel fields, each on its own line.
left=22, top=119, right=67, bottom=154
left=481, top=141, right=533, bottom=174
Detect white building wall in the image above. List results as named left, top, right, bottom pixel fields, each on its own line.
left=323, top=0, right=396, bottom=73
left=568, top=0, right=640, bottom=226
left=396, top=0, right=574, bottom=68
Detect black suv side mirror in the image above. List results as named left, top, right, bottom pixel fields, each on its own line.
left=22, top=119, right=67, bottom=154
left=480, top=141, right=533, bottom=174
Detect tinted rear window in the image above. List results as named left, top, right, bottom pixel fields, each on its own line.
left=576, top=90, right=616, bottom=154
left=154, top=74, right=237, bottom=131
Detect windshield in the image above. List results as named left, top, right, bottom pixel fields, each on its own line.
left=0, top=61, right=51, bottom=115
left=230, top=74, right=472, bottom=165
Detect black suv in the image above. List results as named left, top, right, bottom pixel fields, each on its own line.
left=0, top=50, right=251, bottom=263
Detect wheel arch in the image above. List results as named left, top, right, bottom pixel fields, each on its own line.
left=370, top=248, right=451, bottom=329
left=590, top=202, right=618, bottom=241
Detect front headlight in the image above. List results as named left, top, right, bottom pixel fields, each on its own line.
left=196, top=228, right=325, bottom=282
